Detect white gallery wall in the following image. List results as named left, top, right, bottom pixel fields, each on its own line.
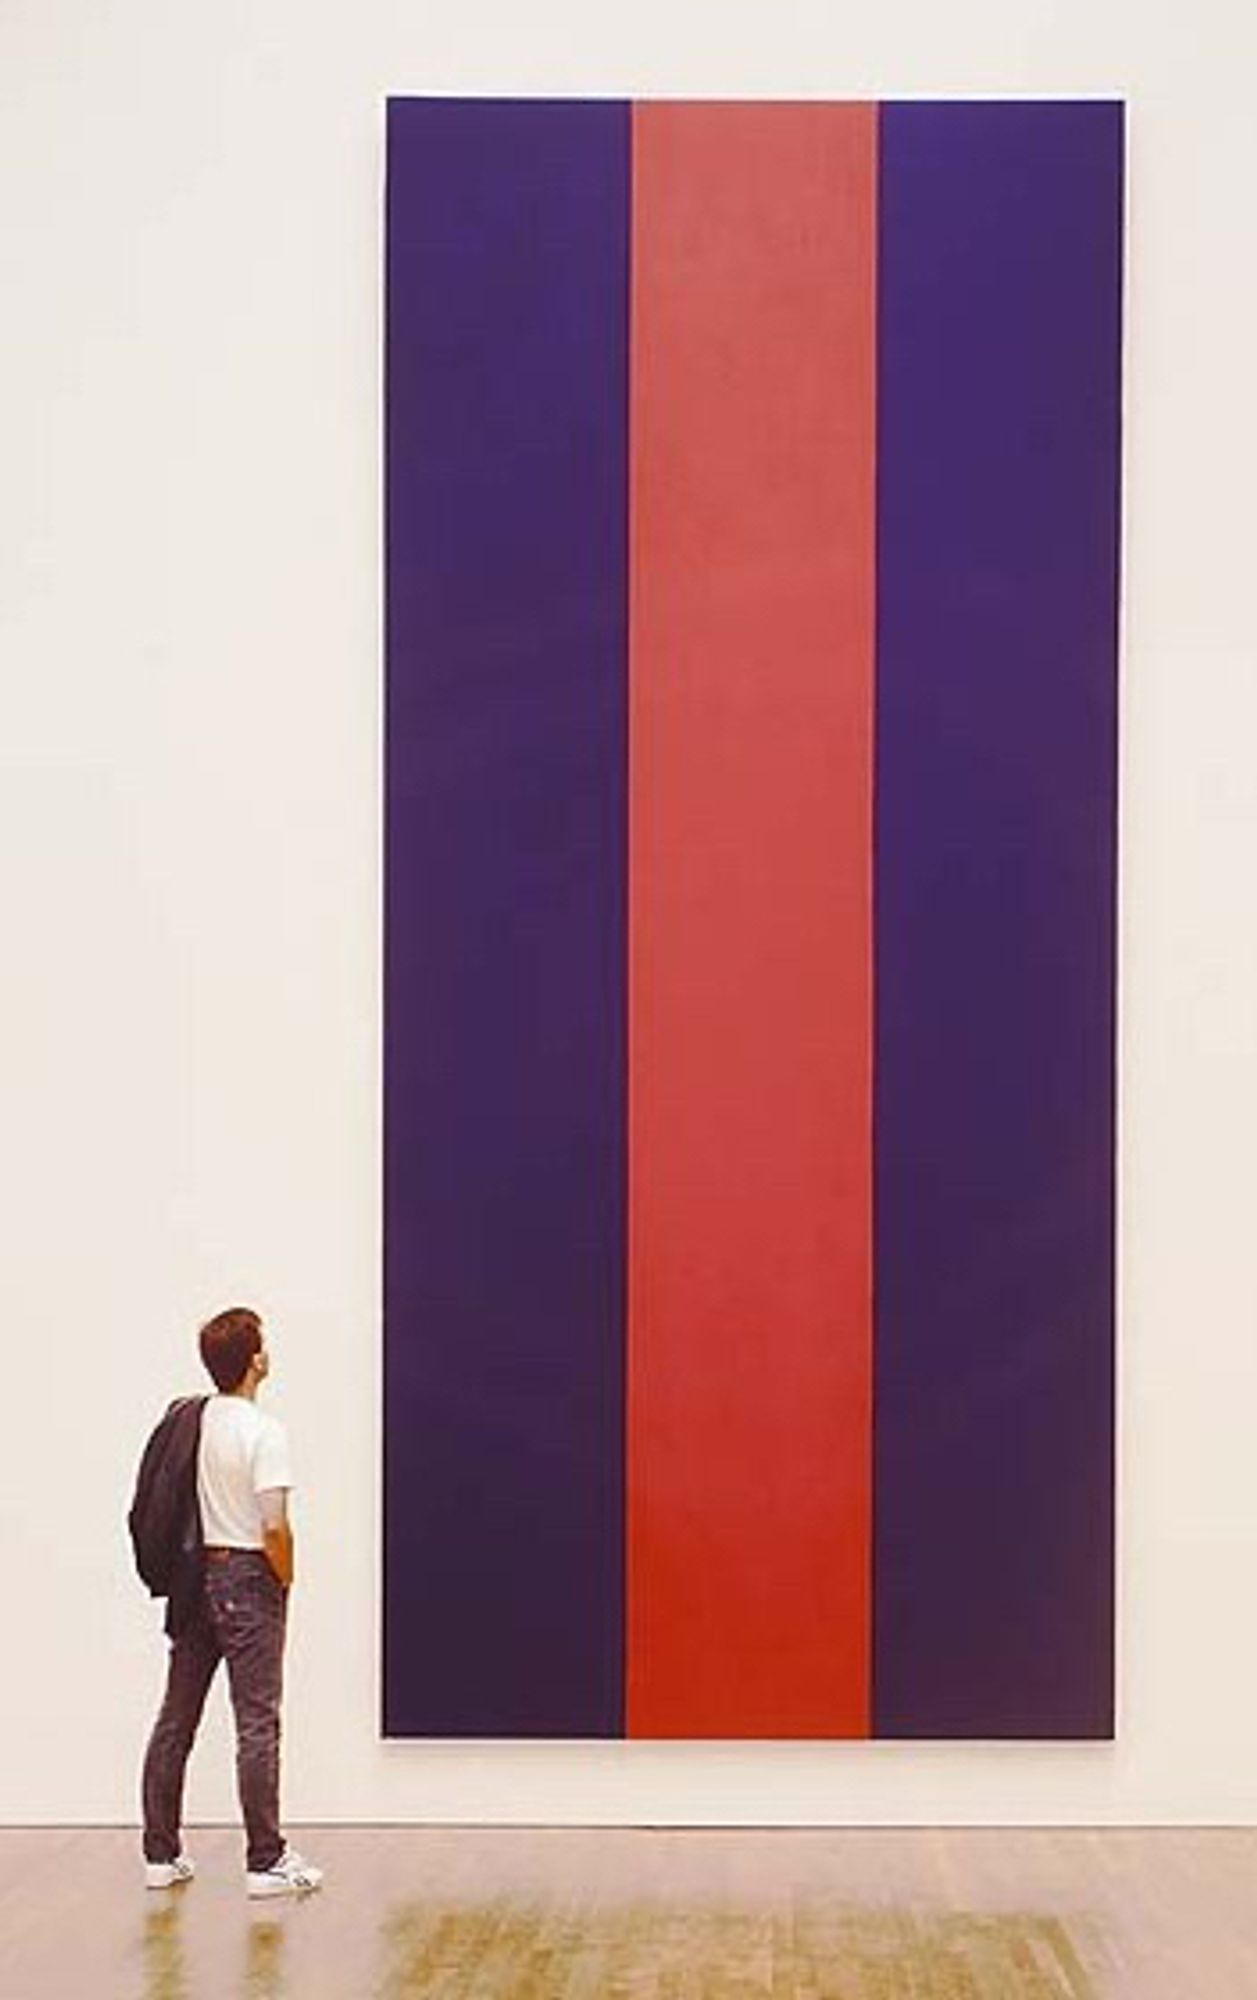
left=1, top=0, right=1255, bottom=1826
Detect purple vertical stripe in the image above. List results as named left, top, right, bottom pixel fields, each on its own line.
left=873, top=101, right=1122, bottom=1737
left=384, top=99, right=629, bottom=1736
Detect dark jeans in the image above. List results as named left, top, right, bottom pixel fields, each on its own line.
left=142, top=1549, right=288, bottom=1874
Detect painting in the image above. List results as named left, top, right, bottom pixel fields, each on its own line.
left=383, top=99, right=1122, bottom=1738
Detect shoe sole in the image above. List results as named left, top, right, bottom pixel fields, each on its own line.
left=246, top=1877, right=323, bottom=1898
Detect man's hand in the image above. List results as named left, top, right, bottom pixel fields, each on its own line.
left=259, top=1488, right=294, bottom=1589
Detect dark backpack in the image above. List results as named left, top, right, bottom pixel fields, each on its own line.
left=128, top=1396, right=207, bottom=1598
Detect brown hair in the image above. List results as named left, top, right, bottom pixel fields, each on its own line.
left=198, top=1307, right=263, bottom=1392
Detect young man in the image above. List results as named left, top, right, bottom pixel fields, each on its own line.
left=140, top=1307, right=323, bottom=1898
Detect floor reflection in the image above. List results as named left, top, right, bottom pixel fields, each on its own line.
left=137, top=1895, right=189, bottom=2000
left=243, top=1915, right=286, bottom=2000
left=134, top=1896, right=288, bottom=2000
left=128, top=1876, right=1100, bottom=1999
left=374, top=1898, right=1099, bottom=1998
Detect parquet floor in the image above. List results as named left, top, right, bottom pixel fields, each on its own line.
left=1, top=1826, right=1254, bottom=1999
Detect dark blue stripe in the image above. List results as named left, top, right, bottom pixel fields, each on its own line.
left=384, top=98, right=629, bottom=1736
left=873, top=101, right=1122, bottom=1737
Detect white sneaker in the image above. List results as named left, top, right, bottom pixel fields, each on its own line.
left=145, top=1853, right=195, bottom=1889
left=246, top=1847, right=324, bottom=1898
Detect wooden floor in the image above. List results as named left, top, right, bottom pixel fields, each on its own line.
left=1, top=1827, right=1255, bottom=1998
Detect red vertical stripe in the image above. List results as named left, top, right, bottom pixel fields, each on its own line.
left=626, top=101, right=878, bottom=1737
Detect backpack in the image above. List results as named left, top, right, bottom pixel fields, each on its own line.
left=128, top=1396, right=207, bottom=1598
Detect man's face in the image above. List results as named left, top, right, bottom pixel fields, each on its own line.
left=254, top=1340, right=271, bottom=1383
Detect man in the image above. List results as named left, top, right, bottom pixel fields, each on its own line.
left=140, top=1307, right=323, bottom=1898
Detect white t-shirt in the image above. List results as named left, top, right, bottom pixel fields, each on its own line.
left=197, top=1395, right=293, bottom=1549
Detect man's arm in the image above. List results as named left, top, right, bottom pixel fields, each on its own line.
left=258, top=1488, right=294, bottom=1589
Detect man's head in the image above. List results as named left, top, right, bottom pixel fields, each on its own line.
left=198, top=1306, right=268, bottom=1394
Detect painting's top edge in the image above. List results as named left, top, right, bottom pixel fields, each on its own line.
left=384, top=93, right=1128, bottom=110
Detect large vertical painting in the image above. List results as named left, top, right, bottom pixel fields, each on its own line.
left=384, top=99, right=1122, bottom=1738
